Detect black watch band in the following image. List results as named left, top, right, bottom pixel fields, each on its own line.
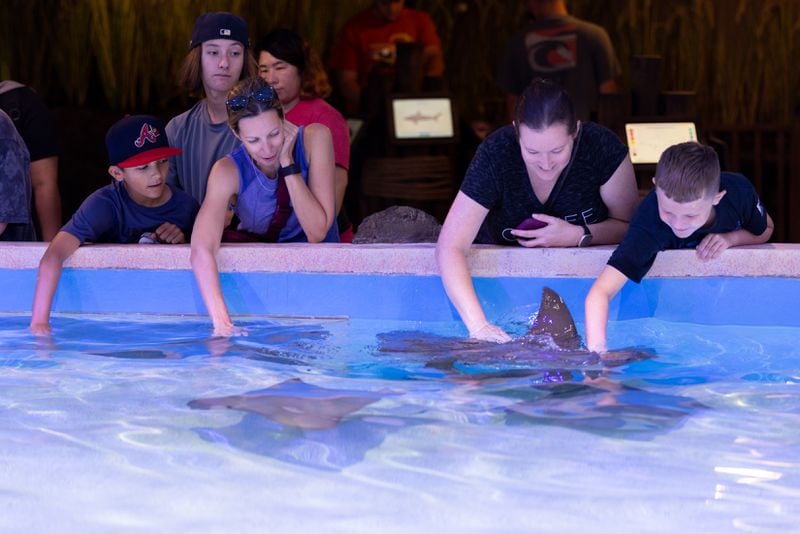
left=278, top=163, right=301, bottom=179
left=578, top=223, right=593, bottom=247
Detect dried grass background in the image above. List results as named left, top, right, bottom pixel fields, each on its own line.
left=1, top=0, right=797, bottom=126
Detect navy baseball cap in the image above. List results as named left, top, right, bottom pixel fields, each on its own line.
left=106, top=115, right=181, bottom=168
left=189, top=12, right=249, bottom=49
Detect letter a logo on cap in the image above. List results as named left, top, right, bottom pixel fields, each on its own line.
left=220, top=28, right=231, bottom=36
left=134, top=123, right=160, bottom=148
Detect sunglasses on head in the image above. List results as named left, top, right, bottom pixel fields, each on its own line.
left=225, top=86, right=277, bottom=112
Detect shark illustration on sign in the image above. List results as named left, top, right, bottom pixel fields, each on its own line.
left=403, top=111, right=442, bottom=124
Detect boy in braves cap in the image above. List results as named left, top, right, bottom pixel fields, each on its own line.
left=30, top=115, right=200, bottom=335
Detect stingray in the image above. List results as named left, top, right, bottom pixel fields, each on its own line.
left=188, top=378, right=390, bottom=430
left=501, top=381, right=707, bottom=440
left=88, top=349, right=183, bottom=360
left=191, top=412, right=424, bottom=471
left=377, top=287, right=653, bottom=373
left=201, top=323, right=331, bottom=362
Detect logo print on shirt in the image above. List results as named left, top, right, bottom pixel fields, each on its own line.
left=134, top=123, right=159, bottom=148
left=565, top=208, right=596, bottom=225
left=756, top=198, right=765, bottom=218
left=525, top=26, right=579, bottom=73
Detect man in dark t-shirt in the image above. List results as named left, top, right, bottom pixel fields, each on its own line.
left=497, top=0, right=620, bottom=122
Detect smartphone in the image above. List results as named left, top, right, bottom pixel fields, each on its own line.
left=501, top=216, right=547, bottom=241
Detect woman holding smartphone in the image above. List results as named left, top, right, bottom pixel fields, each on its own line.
left=436, top=78, right=639, bottom=342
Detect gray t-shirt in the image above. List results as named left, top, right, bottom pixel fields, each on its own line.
left=0, top=109, right=36, bottom=241
left=165, top=99, right=241, bottom=204
left=497, top=15, right=621, bottom=121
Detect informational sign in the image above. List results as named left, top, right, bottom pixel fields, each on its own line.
left=625, top=122, right=697, bottom=164
left=391, top=97, right=455, bottom=140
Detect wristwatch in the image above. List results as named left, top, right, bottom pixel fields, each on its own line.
left=278, top=163, right=301, bottom=178
left=577, top=223, right=593, bottom=247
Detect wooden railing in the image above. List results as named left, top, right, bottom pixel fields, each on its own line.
left=707, top=120, right=799, bottom=243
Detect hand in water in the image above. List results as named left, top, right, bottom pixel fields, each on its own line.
left=30, top=322, right=52, bottom=337
left=469, top=322, right=512, bottom=343
left=212, top=323, right=249, bottom=339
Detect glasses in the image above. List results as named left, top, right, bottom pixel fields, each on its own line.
left=225, top=86, right=277, bottom=112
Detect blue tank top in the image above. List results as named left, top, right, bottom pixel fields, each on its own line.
left=227, top=125, right=339, bottom=242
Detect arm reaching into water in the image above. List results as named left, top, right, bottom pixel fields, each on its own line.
left=190, top=158, right=244, bottom=337
left=584, top=265, right=629, bottom=353
left=436, top=192, right=512, bottom=343
left=30, top=231, right=81, bottom=335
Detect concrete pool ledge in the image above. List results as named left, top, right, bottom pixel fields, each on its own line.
left=1, top=242, right=799, bottom=278
left=2, top=243, right=800, bottom=324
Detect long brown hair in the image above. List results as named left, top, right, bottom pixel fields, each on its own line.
left=177, top=45, right=259, bottom=95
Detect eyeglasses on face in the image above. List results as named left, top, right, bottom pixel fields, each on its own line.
left=225, top=86, right=277, bottom=112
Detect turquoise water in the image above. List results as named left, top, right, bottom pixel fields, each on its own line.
left=2, top=312, right=800, bottom=532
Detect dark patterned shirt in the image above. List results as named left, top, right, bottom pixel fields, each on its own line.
left=460, top=121, right=627, bottom=244
left=0, top=109, right=35, bottom=241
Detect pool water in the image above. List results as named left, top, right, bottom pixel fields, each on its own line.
left=2, top=312, right=799, bottom=532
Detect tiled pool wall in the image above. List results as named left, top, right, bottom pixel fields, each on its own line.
left=2, top=243, right=799, bottom=326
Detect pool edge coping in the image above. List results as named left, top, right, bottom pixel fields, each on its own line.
left=2, top=242, right=799, bottom=278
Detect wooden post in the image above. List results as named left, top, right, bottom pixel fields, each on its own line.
left=596, top=92, right=630, bottom=141
left=631, top=55, right=661, bottom=116
left=789, top=107, right=800, bottom=242
left=660, top=90, right=696, bottom=119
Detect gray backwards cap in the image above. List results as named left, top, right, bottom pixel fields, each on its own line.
left=189, top=12, right=249, bottom=49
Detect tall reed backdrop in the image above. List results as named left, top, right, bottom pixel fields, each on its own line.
left=1, top=0, right=797, bottom=127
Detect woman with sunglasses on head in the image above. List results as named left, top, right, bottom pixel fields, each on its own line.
left=191, top=76, right=338, bottom=336
left=436, top=78, right=639, bottom=343
left=256, top=28, right=353, bottom=241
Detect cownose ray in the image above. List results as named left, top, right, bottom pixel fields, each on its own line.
left=500, top=379, right=707, bottom=439
left=188, top=378, right=392, bottom=430
left=377, top=287, right=653, bottom=372
left=378, top=288, right=703, bottom=439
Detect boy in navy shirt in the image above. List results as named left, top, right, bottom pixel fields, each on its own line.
left=30, top=115, right=199, bottom=335
left=585, top=141, right=773, bottom=352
